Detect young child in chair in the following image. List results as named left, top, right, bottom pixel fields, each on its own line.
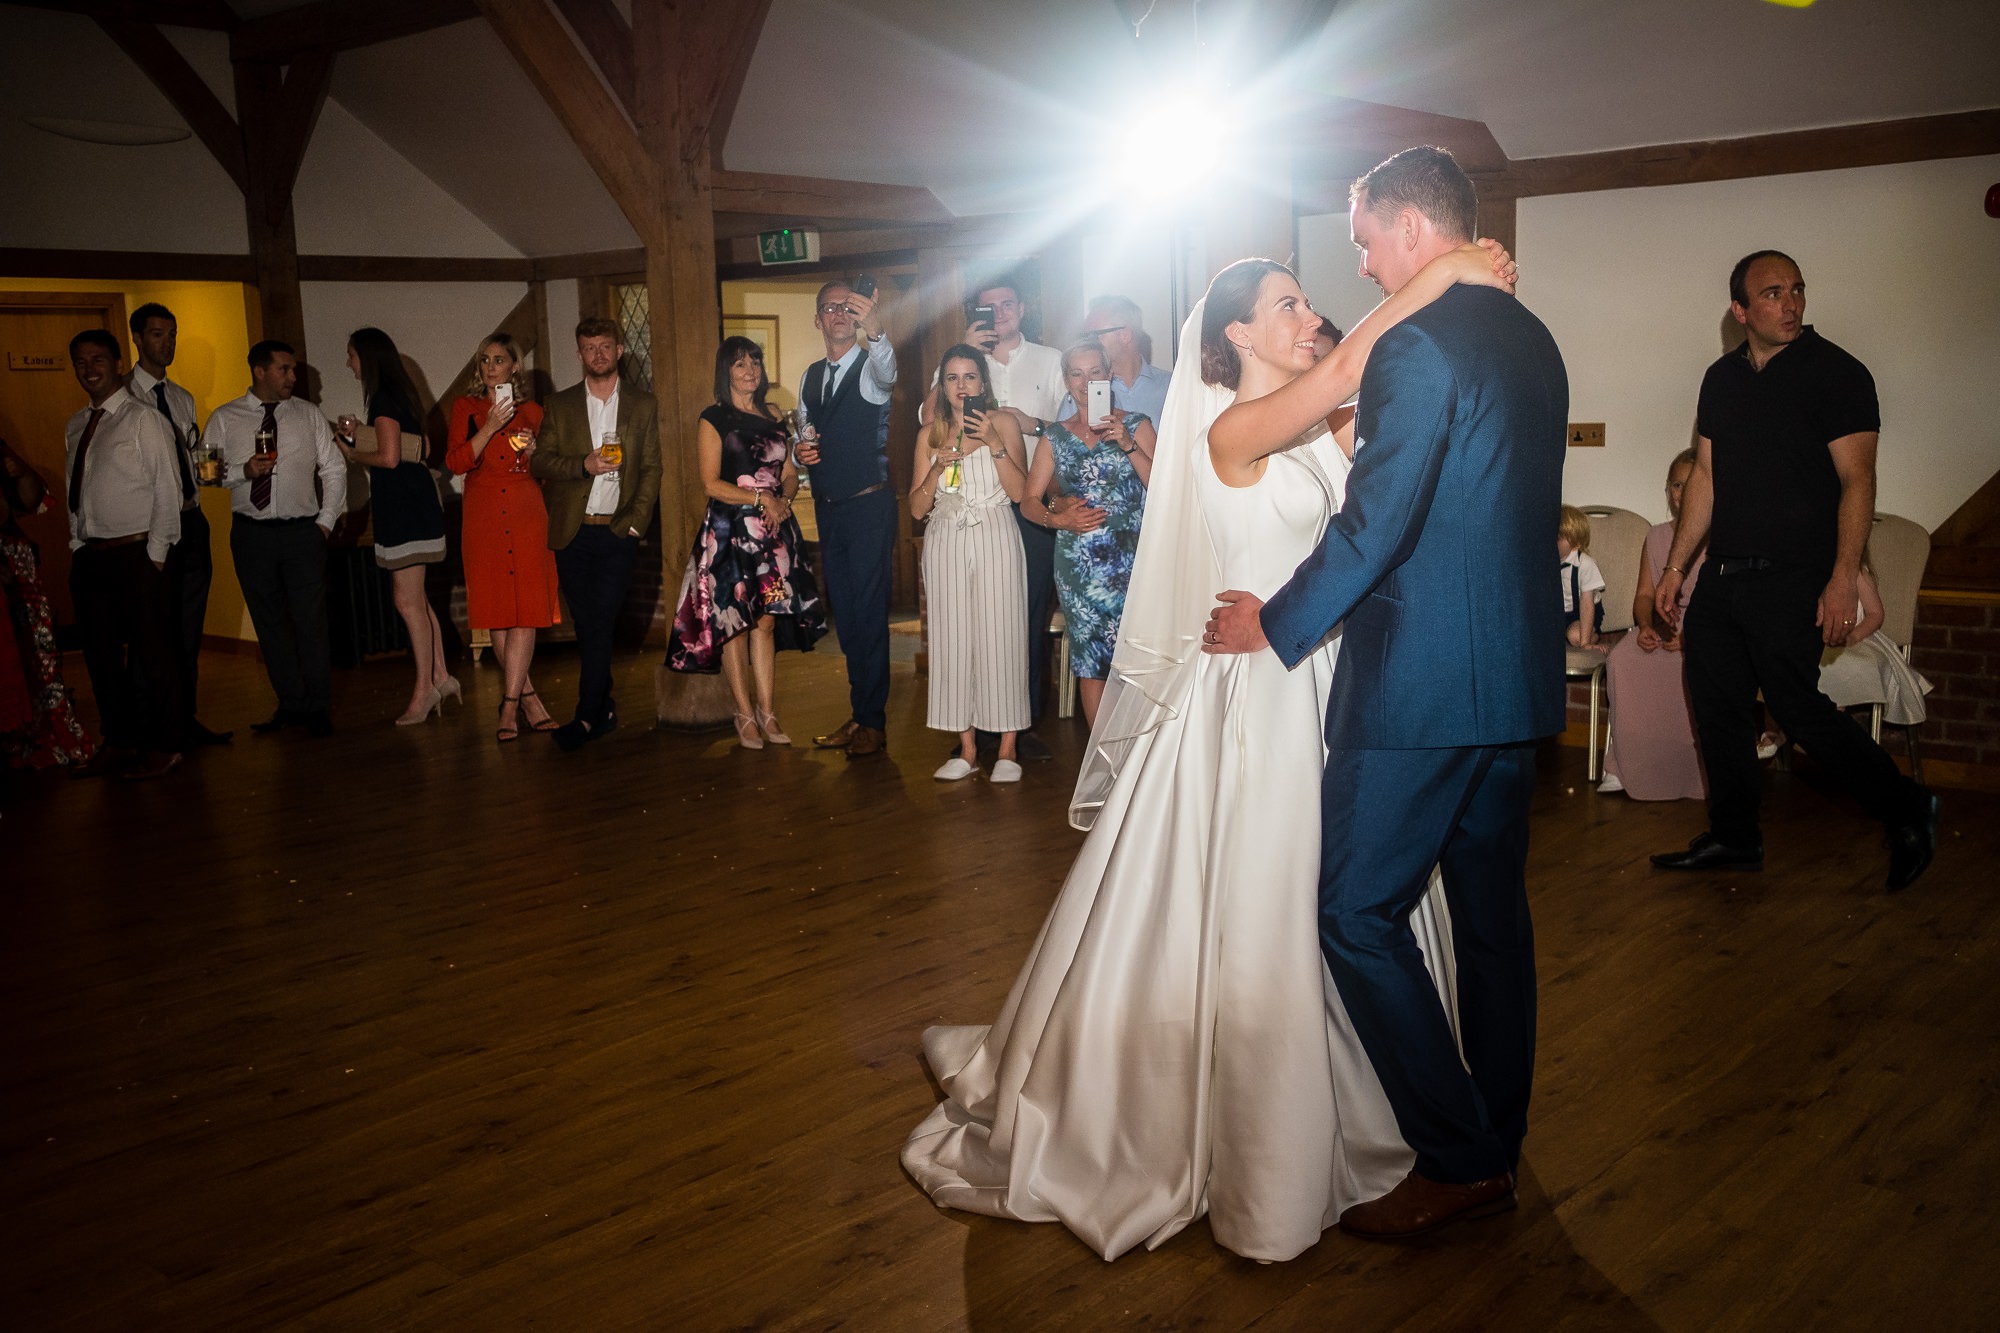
left=1560, top=504, right=1606, bottom=650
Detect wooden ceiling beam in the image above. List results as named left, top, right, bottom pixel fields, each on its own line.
left=93, top=17, right=248, bottom=192
left=672, top=1, right=775, bottom=167
left=231, top=0, right=478, bottom=62
left=265, top=48, right=337, bottom=220
left=712, top=170, right=955, bottom=226
left=1499, top=108, right=2000, bottom=199
left=18, top=1, right=237, bottom=29
left=550, top=0, right=636, bottom=117
left=474, top=0, right=659, bottom=236
left=1292, top=95, right=1512, bottom=180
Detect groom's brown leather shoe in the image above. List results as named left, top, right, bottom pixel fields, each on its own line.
left=814, top=719, right=858, bottom=750
left=1338, top=1170, right=1516, bottom=1240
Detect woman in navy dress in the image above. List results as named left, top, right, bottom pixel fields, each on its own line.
left=337, top=326, right=456, bottom=725
left=666, top=336, right=823, bottom=748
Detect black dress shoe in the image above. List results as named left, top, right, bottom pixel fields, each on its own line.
left=552, top=719, right=594, bottom=753
left=1650, top=832, right=1764, bottom=872
left=251, top=710, right=302, bottom=734
left=189, top=720, right=234, bottom=746
left=305, top=711, right=334, bottom=738
left=1885, top=789, right=1941, bottom=892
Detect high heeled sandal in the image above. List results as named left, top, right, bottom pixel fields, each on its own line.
left=755, top=708, right=791, bottom=745
left=521, top=688, right=559, bottom=732
left=733, top=712, right=765, bottom=750
left=497, top=695, right=522, bottom=743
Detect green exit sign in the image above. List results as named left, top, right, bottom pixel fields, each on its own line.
left=757, top=228, right=819, bottom=265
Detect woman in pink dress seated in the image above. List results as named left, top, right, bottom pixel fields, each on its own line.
left=1600, top=449, right=1706, bottom=799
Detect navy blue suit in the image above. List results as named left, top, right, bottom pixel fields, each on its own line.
left=1261, top=284, right=1568, bottom=1184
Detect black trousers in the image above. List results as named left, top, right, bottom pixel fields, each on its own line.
left=1683, top=561, right=1923, bottom=847
left=554, top=523, right=638, bottom=728
left=815, top=488, right=897, bottom=731
left=1015, top=509, right=1056, bottom=722
left=231, top=516, right=332, bottom=713
left=167, top=503, right=212, bottom=705
left=69, top=540, right=183, bottom=752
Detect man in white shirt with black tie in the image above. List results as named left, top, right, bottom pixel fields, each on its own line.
left=208, top=339, right=348, bottom=737
left=63, top=328, right=183, bottom=779
left=127, top=301, right=230, bottom=746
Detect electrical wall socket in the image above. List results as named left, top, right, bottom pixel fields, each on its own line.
left=1568, top=423, right=1606, bottom=448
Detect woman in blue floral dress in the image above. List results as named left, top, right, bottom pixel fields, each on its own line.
left=667, top=337, right=825, bottom=748
left=1020, top=339, right=1156, bottom=726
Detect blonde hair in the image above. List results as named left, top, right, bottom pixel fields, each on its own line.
left=465, top=332, right=530, bottom=402
left=1559, top=504, right=1592, bottom=553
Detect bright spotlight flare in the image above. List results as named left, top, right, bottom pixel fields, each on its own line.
left=1114, top=89, right=1231, bottom=204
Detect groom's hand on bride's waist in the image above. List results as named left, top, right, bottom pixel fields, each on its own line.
left=1204, top=591, right=1267, bottom=655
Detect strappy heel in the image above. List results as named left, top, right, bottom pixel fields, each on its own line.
left=522, top=688, right=559, bottom=732
left=497, top=695, right=522, bottom=743
left=755, top=708, right=791, bottom=745
left=733, top=712, right=765, bottom=750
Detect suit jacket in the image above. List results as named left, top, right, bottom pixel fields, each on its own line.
left=1261, top=284, right=1569, bottom=749
left=530, top=378, right=662, bottom=549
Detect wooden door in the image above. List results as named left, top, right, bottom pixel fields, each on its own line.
left=0, top=292, right=129, bottom=625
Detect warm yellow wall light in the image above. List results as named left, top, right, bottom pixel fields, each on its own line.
left=1764, top=0, right=1817, bottom=8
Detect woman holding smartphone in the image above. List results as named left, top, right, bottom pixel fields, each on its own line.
left=1021, top=339, right=1156, bottom=727
left=910, top=345, right=1032, bottom=783
left=336, top=326, right=456, bottom=725
left=445, top=332, right=561, bottom=741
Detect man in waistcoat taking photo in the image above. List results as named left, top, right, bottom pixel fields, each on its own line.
left=797, top=279, right=898, bottom=758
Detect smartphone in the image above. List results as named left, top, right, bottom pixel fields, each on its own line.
left=971, top=303, right=996, bottom=330
left=1087, top=379, right=1112, bottom=426
left=852, top=273, right=877, bottom=300
left=492, top=382, right=513, bottom=412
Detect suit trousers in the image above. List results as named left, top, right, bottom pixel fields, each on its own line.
left=1684, top=561, right=1922, bottom=848
left=816, top=487, right=896, bottom=731
left=553, top=523, right=637, bottom=728
left=168, top=503, right=213, bottom=703
left=231, top=517, right=332, bottom=713
left=1319, top=742, right=1538, bottom=1184
left=1014, top=509, right=1055, bottom=721
left=70, top=541, right=184, bottom=752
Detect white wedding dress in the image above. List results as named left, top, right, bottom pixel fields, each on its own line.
left=902, top=411, right=1458, bottom=1262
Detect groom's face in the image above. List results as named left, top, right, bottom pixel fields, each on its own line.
left=1350, top=192, right=1417, bottom=296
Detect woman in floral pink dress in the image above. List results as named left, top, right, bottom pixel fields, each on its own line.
left=666, top=337, right=824, bottom=748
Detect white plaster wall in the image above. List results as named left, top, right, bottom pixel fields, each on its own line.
left=304, top=282, right=529, bottom=422
left=1522, top=154, right=2000, bottom=528
left=294, top=100, right=520, bottom=258
left=543, top=279, right=582, bottom=389
left=1299, top=155, right=2000, bottom=528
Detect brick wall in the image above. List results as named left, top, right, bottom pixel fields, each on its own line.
left=1910, top=593, right=2000, bottom=768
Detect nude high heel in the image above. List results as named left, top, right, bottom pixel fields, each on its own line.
left=395, top=685, right=442, bottom=726
left=733, top=712, right=765, bottom=750
left=438, top=675, right=463, bottom=708
left=755, top=708, right=791, bottom=745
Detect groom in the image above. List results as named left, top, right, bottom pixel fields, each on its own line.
left=1207, top=147, right=1569, bottom=1239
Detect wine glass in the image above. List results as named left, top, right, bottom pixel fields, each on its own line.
left=507, top=426, right=535, bottom=474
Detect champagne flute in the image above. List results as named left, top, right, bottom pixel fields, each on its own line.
left=507, top=426, right=535, bottom=474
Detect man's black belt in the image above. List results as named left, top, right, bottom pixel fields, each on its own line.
left=1710, top=556, right=1776, bottom=576
left=820, top=482, right=889, bottom=504
left=240, top=514, right=317, bottom=527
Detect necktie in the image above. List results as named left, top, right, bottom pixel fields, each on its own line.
left=252, top=402, right=277, bottom=510
left=68, top=407, right=105, bottom=516
left=823, top=363, right=838, bottom=408
left=152, top=382, right=196, bottom=503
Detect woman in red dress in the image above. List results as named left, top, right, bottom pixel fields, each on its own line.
left=445, top=333, right=562, bottom=741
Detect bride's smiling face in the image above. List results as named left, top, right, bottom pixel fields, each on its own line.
left=1228, top=272, right=1322, bottom=377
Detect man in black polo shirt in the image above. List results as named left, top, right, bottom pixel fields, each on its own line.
left=1649, top=250, right=1937, bottom=890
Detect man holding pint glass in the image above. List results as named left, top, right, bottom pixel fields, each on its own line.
left=530, top=316, right=661, bottom=752
left=208, top=339, right=347, bottom=736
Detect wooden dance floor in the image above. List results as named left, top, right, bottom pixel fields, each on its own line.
left=7, top=644, right=1996, bottom=1330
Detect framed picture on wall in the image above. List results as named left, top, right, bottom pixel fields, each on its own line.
left=723, top=315, right=780, bottom=359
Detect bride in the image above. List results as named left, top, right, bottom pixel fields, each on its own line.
left=901, top=243, right=1516, bottom=1262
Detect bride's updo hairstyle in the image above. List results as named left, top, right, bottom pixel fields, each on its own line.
left=1198, top=258, right=1294, bottom=390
